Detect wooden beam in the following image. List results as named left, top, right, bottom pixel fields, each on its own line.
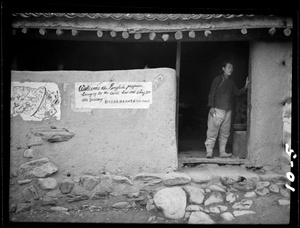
left=175, top=41, right=181, bottom=150
left=176, top=42, right=181, bottom=80
left=12, top=28, right=293, bottom=42
left=179, top=158, right=247, bottom=165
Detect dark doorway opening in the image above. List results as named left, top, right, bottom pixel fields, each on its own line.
left=178, top=41, right=249, bottom=160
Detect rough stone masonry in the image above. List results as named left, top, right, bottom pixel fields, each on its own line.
left=10, top=158, right=291, bottom=224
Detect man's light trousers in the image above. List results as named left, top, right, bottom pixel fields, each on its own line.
left=204, top=107, right=232, bottom=153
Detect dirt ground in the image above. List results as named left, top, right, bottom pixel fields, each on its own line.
left=8, top=186, right=292, bottom=225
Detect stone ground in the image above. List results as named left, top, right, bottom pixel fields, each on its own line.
left=8, top=194, right=290, bottom=224
left=7, top=163, right=296, bottom=225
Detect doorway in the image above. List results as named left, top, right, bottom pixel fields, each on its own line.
left=178, top=41, right=249, bottom=160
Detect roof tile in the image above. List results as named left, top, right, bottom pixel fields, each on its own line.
left=12, top=13, right=256, bottom=21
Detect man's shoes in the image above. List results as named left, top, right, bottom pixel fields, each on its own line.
left=219, top=152, right=232, bottom=158
left=206, top=151, right=213, bottom=158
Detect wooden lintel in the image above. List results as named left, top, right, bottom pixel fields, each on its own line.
left=179, top=158, right=248, bottom=165
left=11, top=28, right=293, bottom=42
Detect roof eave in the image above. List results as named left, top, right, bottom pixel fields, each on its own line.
left=11, top=13, right=293, bottom=32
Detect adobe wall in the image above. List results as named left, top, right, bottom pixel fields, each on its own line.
left=10, top=68, right=178, bottom=178
left=248, top=42, right=292, bottom=167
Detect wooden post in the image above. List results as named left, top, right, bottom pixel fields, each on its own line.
left=175, top=41, right=181, bottom=149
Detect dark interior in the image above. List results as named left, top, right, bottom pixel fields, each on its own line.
left=11, top=39, right=249, bottom=159
left=179, top=42, right=249, bottom=159
left=11, top=40, right=177, bottom=71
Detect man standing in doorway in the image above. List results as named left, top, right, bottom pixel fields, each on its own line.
left=205, top=61, right=250, bottom=158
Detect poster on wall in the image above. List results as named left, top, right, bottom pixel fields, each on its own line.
left=11, top=81, right=61, bottom=121
left=75, top=82, right=152, bottom=109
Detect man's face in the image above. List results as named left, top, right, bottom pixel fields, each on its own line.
left=222, top=63, right=233, bottom=76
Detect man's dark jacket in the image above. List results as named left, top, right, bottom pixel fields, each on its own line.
left=207, top=74, right=246, bottom=110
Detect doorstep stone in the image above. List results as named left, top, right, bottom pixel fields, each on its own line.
left=207, top=166, right=260, bottom=183
left=162, top=172, right=191, bottom=186
left=182, top=168, right=213, bottom=183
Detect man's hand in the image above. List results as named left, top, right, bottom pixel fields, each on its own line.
left=209, top=107, right=216, bottom=117
left=245, top=77, right=250, bottom=89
